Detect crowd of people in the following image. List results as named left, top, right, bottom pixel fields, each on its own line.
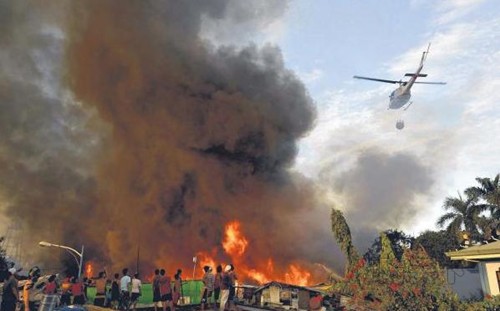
left=0, top=263, right=239, bottom=311
left=198, top=264, right=237, bottom=311
left=1, top=266, right=149, bottom=311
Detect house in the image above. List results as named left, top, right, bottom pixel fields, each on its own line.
left=247, top=281, right=324, bottom=310
left=446, top=240, right=500, bottom=297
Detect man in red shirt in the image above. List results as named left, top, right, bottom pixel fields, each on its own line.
left=159, top=269, right=174, bottom=311
left=71, top=277, right=85, bottom=305
left=44, top=275, right=57, bottom=295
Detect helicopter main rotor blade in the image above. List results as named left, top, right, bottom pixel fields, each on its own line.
left=413, top=81, right=447, bottom=85
left=353, top=76, right=400, bottom=84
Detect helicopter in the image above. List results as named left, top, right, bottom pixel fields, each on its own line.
left=353, top=43, right=446, bottom=129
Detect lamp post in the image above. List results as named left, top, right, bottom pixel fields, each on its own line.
left=39, top=241, right=84, bottom=278
left=192, top=256, right=197, bottom=279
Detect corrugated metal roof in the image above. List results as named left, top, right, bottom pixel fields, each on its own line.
left=253, top=281, right=323, bottom=294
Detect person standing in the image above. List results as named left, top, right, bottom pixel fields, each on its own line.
left=159, top=269, right=174, bottom=311
left=94, top=271, right=108, bottom=307
left=111, top=273, right=121, bottom=310
left=1, top=268, right=19, bottom=311
left=120, top=268, right=132, bottom=310
left=130, top=273, right=142, bottom=311
left=59, top=276, right=72, bottom=306
left=24, top=266, right=42, bottom=311
left=41, top=274, right=59, bottom=311
left=219, top=265, right=231, bottom=311
left=227, top=265, right=238, bottom=311
left=71, top=277, right=85, bottom=305
left=43, top=275, right=57, bottom=295
left=201, top=266, right=215, bottom=311
left=213, top=265, right=222, bottom=308
left=152, top=269, right=161, bottom=311
left=105, top=279, right=112, bottom=307
left=172, top=269, right=183, bottom=306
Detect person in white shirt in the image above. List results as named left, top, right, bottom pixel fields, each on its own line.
left=130, top=273, right=142, bottom=311
left=120, top=268, right=132, bottom=310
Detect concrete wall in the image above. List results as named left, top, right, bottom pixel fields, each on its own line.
left=483, top=261, right=500, bottom=296
left=446, top=268, right=483, bottom=300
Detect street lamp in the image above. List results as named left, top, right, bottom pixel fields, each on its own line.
left=38, top=241, right=84, bottom=278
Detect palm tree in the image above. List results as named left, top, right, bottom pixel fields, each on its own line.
left=466, top=174, right=500, bottom=219
left=437, top=191, right=487, bottom=242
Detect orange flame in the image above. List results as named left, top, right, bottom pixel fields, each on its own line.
left=197, top=251, right=218, bottom=274
left=284, top=264, right=311, bottom=286
left=85, top=262, right=93, bottom=278
left=222, top=221, right=248, bottom=257
left=246, top=269, right=269, bottom=284
left=194, top=220, right=316, bottom=286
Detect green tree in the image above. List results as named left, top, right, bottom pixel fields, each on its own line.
left=436, top=191, right=487, bottom=241
left=363, top=229, right=414, bottom=265
left=466, top=174, right=500, bottom=219
left=414, top=230, right=462, bottom=268
left=330, top=209, right=359, bottom=268
left=337, top=233, right=462, bottom=310
left=379, top=232, right=396, bottom=271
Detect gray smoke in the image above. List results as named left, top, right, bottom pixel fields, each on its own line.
left=321, top=149, right=434, bottom=252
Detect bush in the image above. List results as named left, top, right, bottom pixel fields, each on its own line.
left=335, top=233, right=462, bottom=310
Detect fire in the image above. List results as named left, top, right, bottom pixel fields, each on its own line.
left=246, top=269, right=269, bottom=284
left=197, top=251, right=218, bottom=274
left=85, top=262, right=93, bottom=278
left=222, top=221, right=248, bottom=257
left=284, top=264, right=311, bottom=286
left=196, top=220, right=316, bottom=286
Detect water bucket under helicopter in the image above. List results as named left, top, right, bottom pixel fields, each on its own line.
left=396, top=120, right=405, bottom=130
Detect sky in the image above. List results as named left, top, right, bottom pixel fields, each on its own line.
left=277, top=0, right=500, bottom=236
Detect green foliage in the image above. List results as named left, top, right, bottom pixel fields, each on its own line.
left=364, top=229, right=414, bottom=265
left=461, top=295, right=500, bottom=311
left=467, top=174, right=500, bottom=218
left=414, top=230, right=463, bottom=268
left=337, top=244, right=462, bottom=310
left=437, top=191, right=487, bottom=242
left=438, top=174, right=500, bottom=244
left=330, top=209, right=359, bottom=268
left=379, top=232, right=396, bottom=271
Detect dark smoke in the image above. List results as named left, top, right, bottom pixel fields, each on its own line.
left=0, top=1, right=108, bottom=265
left=0, top=0, right=336, bottom=279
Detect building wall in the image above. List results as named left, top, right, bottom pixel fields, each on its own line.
left=484, top=261, right=500, bottom=296
left=446, top=268, right=483, bottom=300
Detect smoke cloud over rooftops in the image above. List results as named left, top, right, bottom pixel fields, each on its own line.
left=0, top=0, right=341, bottom=279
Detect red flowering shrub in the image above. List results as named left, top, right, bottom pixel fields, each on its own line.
left=389, top=282, right=400, bottom=292
left=335, top=233, right=462, bottom=310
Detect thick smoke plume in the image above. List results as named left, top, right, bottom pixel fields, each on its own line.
left=326, top=149, right=434, bottom=252
left=0, top=1, right=108, bottom=266
left=0, top=0, right=340, bottom=280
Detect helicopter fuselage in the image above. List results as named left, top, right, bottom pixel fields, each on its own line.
left=388, top=85, right=411, bottom=109
left=353, top=43, right=446, bottom=116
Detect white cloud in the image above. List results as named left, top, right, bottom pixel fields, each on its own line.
left=434, top=0, right=487, bottom=25
left=298, top=68, right=324, bottom=84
